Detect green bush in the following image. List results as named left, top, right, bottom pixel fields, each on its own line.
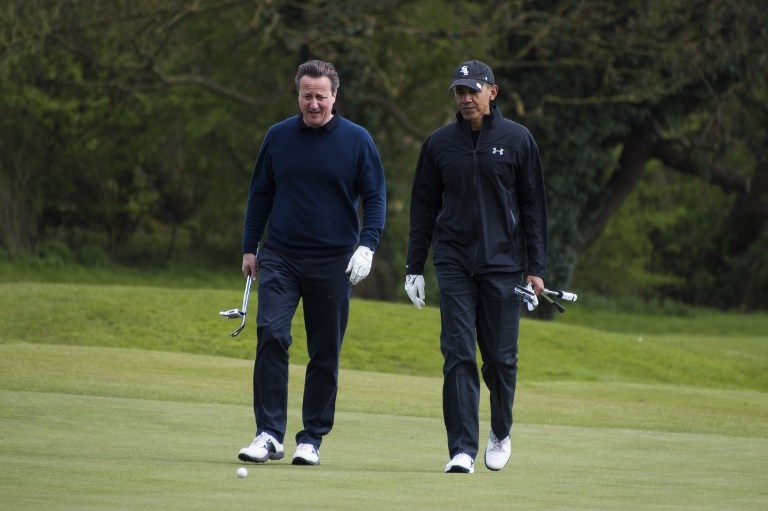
left=76, top=244, right=111, bottom=267
left=37, top=239, right=74, bottom=266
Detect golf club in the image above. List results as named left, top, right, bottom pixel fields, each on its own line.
left=515, top=284, right=577, bottom=313
left=542, top=289, right=578, bottom=302
left=539, top=291, right=566, bottom=313
left=219, top=276, right=252, bottom=337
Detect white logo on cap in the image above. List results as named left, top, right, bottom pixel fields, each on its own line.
left=460, top=66, right=469, bottom=76
left=476, top=82, right=482, bottom=89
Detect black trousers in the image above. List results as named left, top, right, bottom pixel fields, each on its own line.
left=252, top=247, right=352, bottom=449
left=435, top=264, right=521, bottom=459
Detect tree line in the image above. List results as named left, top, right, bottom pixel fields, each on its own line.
left=1, top=0, right=766, bottom=310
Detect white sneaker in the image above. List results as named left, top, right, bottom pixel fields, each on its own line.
left=238, top=432, right=284, bottom=463
left=292, top=443, right=320, bottom=465
left=484, top=432, right=511, bottom=471
left=445, top=453, right=475, bottom=473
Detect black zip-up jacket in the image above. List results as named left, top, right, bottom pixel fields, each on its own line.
left=406, top=105, right=547, bottom=276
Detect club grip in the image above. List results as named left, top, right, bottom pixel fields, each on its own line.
left=545, top=289, right=578, bottom=302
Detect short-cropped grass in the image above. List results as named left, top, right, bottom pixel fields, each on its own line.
left=1, top=277, right=767, bottom=510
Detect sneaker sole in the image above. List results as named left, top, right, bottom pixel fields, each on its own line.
left=291, top=456, right=319, bottom=466
left=238, top=452, right=285, bottom=463
left=445, top=465, right=474, bottom=474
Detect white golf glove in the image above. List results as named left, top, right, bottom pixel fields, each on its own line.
left=346, top=246, right=373, bottom=285
left=524, top=282, right=538, bottom=311
left=404, top=274, right=425, bottom=309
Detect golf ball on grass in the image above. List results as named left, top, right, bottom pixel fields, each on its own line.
left=236, top=467, right=248, bottom=478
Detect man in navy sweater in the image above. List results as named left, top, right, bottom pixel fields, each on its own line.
left=405, top=60, right=547, bottom=474
left=238, top=60, right=386, bottom=466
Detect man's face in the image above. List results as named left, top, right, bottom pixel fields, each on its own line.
left=453, top=84, right=498, bottom=129
left=298, top=75, right=336, bottom=128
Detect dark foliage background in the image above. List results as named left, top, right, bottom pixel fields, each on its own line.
left=1, top=0, right=766, bottom=310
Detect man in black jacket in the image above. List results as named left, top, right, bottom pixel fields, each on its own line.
left=404, top=60, right=547, bottom=474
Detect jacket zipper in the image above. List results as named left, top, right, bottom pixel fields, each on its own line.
left=470, top=127, right=481, bottom=275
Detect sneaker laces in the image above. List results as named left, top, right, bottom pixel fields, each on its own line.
left=296, top=443, right=316, bottom=455
left=251, top=432, right=275, bottom=451
left=488, top=433, right=506, bottom=452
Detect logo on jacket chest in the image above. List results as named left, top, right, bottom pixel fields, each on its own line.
left=492, top=147, right=504, bottom=155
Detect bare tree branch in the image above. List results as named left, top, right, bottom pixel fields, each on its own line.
left=578, top=124, right=752, bottom=254
left=360, top=95, right=427, bottom=140
left=157, top=73, right=259, bottom=107
left=542, top=93, right=644, bottom=105
left=654, top=139, right=751, bottom=195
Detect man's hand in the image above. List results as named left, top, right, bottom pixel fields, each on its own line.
left=242, top=252, right=258, bottom=278
left=523, top=275, right=544, bottom=312
left=404, top=275, right=425, bottom=309
left=346, top=246, right=373, bottom=285
left=526, top=275, right=544, bottom=295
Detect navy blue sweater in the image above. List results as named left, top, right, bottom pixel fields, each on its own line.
left=242, top=113, right=386, bottom=256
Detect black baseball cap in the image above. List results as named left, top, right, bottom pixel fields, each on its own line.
left=448, top=60, right=495, bottom=91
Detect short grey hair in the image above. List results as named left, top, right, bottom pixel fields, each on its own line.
left=295, top=60, right=340, bottom=92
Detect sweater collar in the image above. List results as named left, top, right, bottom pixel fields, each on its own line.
left=297, top=109, right=340, bottom=131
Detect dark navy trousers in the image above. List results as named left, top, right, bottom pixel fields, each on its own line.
left=435, top=264, right=522, bottom=460
left=252, top=247, right=352, bottom=449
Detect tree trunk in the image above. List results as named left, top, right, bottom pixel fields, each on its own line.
left=577, top=129, right=656, bottom=253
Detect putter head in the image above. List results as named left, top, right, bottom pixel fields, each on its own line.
left=223, top=276, right=252, bottom=336
left=219, top=308, right=245, bottom=319
left=230, top=321, right=246, bottom=337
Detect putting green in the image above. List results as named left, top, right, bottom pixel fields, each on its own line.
left=1, top=344, right=766, bottom=510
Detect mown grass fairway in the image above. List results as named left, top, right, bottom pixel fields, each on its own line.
left=1, top=280, right=767, bottom=510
